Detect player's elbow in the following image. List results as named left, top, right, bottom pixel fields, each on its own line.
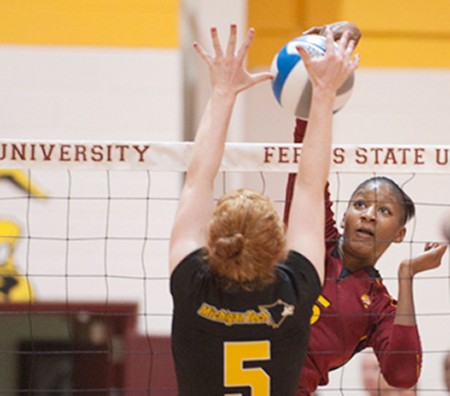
left=384, top=376, right=419, bottom=390
left=383, top=365, right=420, bottom=389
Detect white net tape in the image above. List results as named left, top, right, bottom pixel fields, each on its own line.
left=1, top=139, right=450, bottom=173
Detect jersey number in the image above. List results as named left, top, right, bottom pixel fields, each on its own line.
left=224, top=341, right=270, bottom=396
left=310, top=294, right=331, bottom=325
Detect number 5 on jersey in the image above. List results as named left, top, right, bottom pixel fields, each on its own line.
left=224, top=341, right=271, bottom=396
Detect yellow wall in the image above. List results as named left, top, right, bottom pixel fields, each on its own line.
left=0, top=0, right=179, bottom=48
left=1, top=1, right=448, bottom=62
left=248, top=0, right=450, bottom=67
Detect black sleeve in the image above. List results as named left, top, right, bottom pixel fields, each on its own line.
left=170, top=248, right=206, bottom=302
left=280, top=250, right=322, bottom=307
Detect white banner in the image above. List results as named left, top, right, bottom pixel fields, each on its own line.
left=0, top=140, right=450, bottom=174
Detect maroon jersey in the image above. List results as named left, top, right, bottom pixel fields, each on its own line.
left=284, top=119, right=422, bottom=395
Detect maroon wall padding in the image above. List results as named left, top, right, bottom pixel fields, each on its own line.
left=123, top=335, right=177, bottom=396
left=1, top=303, right=178, bottom=394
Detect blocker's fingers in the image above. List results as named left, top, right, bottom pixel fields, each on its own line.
left=324, top=28, right=335, bottom=55
left=296, top=45, right=312, bottom=65
left=337, top=30, right=352, bottom=52
left=350, top=53, right=360, bottom=72
left=210, top=26, right=224, bottom=58
left=343, top=39, right=356, bottom=62
left=236, top=27, right=255, bottom=63
left=225, top=24, right=238, bottom=57
left=193, top=42, right=212, bottom=64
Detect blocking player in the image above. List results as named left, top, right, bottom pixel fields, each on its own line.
left=169, top=25, right=358, bottom=395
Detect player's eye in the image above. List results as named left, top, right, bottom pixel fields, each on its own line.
left=353, top=199, right=365, bottom=208
left=379, top=207, right=391, bottom=215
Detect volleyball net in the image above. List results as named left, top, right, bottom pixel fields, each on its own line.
left=0, top=139, right=449, bottom=394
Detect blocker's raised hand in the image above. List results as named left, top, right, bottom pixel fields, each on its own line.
left=296, top=29, right=359, bottom=93
left=193, top=24, right=273, bottom=96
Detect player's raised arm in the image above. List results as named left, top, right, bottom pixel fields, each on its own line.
left=286, top=30, right=359, bottom=284
left=284, top=20, right=361, bottom=229
left=169, top=25, right=272, bottom=273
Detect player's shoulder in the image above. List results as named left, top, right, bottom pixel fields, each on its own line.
left=282, top=250, right=317, bottom=276
left=279, top=250, right=322, bottom=294
left=170, top=248, right=208, bottom=295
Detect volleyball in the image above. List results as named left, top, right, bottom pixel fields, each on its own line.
left=271, top=34, right=354, bottom=120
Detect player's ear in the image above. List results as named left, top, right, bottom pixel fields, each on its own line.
left=393, top=226, right=406, bottom=243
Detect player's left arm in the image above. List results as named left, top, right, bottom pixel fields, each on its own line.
left=369, top=292, right=421, bottom=389
left=370, top=242, right=447, bottom=387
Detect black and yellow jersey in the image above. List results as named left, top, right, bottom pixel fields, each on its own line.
left=170, top=248, right=321, bottom=396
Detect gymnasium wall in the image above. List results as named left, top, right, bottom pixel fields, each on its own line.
left=247, top=0, right=450, bottom=68
left=0, top=2, right=182, bottom=389
left=0, top=0, right=181, bottom=141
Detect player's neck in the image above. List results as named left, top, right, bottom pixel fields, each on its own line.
left=338, top=238, right=376, bottom=272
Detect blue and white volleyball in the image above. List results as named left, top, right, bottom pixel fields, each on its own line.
left=271, top=34, right=354, bottom=120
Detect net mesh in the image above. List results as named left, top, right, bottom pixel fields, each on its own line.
left=0, top=139, right=449, bottom=395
